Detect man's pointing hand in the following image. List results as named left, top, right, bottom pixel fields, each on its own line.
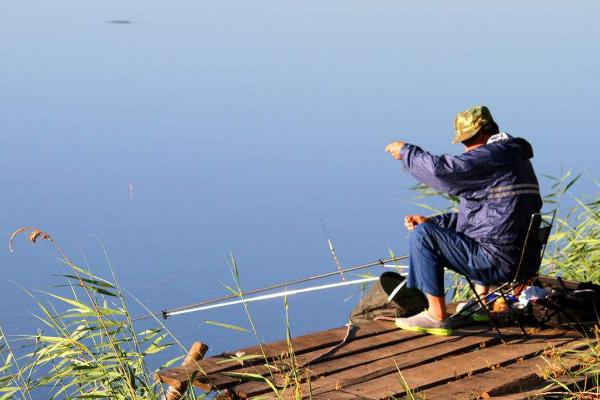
left=385, top=141, right=405, bottom=160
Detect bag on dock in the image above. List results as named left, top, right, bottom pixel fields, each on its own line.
left=531, top=280, right=600, bottom=329
left=350, top=273, right=427, bottom=324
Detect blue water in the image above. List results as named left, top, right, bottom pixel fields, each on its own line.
left=1, top=0, right=599, bottom=367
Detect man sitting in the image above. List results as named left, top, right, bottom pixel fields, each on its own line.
left=385, top=105, right=542, bottom=336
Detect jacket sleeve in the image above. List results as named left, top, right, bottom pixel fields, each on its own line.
left=400, top=143, right=494, bottom=197
left=429, top=213, right=458, bottom=231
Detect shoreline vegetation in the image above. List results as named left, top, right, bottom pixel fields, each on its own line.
left=1, top=172, right=599, bottom=399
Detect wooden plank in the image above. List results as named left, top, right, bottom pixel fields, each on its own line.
left=158, top=342, right=210, bottom=398
left=497, top=374, right=594, bottom=400
left=240, top=325, right=521, bottom=398
left=296, top=326, right=527, bottom=399
left=320, top=329, right=579, bottom=399
left=158, top=303, right=465, bottom=388
left=234, top=324, right=492, bottom=397
left=157, top=320, right=397, bottom=387
left=418, top=339, right=590, bottom=399
left=311, top=329, right=579, bottom=399
left=187, top=322, right=429, bottom=390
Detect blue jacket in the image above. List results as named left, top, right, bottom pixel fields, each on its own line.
left=400, top=133, right=542, bottom=270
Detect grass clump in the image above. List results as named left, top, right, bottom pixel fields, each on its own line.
left=535, top=327, right=600, bottom=399
left=0, top=227, right=199, bottom=400
left=543, top=175, right=600, bottom=282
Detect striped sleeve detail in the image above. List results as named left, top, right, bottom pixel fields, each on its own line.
left=488, top=183, right=540, bottom=199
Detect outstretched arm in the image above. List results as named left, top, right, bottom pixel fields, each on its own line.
left=397, top=143, right=493, bottom=197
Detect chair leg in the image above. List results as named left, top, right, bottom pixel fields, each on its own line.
left=466, top=278, right=506, bottom=343
left=498, top=289, right=528, bottom=337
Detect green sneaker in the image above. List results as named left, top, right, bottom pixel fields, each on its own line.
left=395, top=311, right=452, bottom=336
left=456, top=299, right=491, bottom=322
left=471, top=311, right=491, bottom=322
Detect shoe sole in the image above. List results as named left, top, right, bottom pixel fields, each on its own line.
left=395, top=322, right=452, bottom=336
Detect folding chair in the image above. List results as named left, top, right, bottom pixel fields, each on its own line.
left=453, top=211, right=556, bottom=342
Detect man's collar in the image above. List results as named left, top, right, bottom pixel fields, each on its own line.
left=487, top=132, right=512, bottom=144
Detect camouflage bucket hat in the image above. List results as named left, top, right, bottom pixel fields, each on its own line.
left=452, top=105, right=495, bottom=144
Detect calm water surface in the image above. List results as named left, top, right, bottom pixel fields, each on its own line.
left=1, top=1, right=599, bottom=362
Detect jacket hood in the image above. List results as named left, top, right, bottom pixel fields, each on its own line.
left=505, top=137, right=534, bottom=160
left=488, top=132, right=534, bottom=160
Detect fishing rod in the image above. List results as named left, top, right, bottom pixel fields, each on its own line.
left=165, top=276, right=400, bottom=317
left=320, top=218, right=346, bottom=281
left=134, top=255, right=408, bottom=321
left=164, top=272, right=410, bottom=318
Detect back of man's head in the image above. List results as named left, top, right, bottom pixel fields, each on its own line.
left=461, top=120, right=500, bottom=147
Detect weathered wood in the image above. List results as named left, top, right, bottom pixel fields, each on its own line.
left=312, top=329, right=579, bottom=399
left=288, top=326, right=525, bottom=399
left=156, top=304, right=473, bottom=390
left=156, top=320, right=395, bottom=388
left=198, top=324, right=430, bottom=391
left=158, top=325, right=584, bottom=399
left=236, top=325, right=490, bottom=396
left=236, top=324, right=496, bottom=398
left=418, top=339, right=590, bottom=399
left=496, top=373, right=595, bottom=400
left=190, top=323, right=427, bottom=390
left=154, top=283, right=595, bottom=400
left=158, top=341, right=209, bottom=400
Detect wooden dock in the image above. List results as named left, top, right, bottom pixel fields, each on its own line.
left=156, top=314, right=596, bottom=399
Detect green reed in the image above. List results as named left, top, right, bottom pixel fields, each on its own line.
left=543, top=176, right=600, bottom=283
left=0, top=227, right=197, bottom=400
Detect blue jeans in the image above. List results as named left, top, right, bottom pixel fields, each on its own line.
left=407, top=222, right=513, bottom=297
